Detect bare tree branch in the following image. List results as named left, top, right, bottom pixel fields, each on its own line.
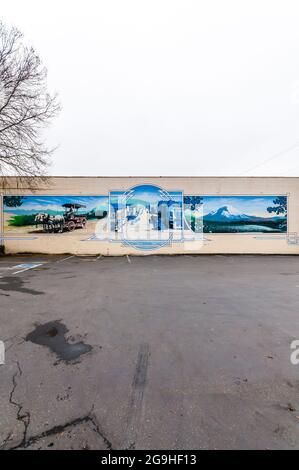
left=0, top=21, right=60, bottom=185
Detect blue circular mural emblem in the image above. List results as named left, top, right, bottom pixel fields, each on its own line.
left=114, top=184, right=180, bottom=251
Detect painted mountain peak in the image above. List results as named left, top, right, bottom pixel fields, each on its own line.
left=205, top=205, right=251, bottom=221
left=204, top=204, right=284, bottom=222
left=203, top=200, right=286, bottom=233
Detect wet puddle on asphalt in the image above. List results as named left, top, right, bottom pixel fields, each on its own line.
left=25, top=321, right=92, bottom=362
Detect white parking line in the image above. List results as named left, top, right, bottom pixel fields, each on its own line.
left=56, top=255, right=75, bottom=263
left=13, top=263, right=43, bottom=274
left=126, top=255, right=131, bottom=263
left=13, top=267, right=36, bottom=275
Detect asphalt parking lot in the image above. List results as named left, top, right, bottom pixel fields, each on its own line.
left=0, top=254, right=299, bottom=450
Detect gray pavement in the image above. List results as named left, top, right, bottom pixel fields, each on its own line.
left=0, top=254, right=299, bottom=450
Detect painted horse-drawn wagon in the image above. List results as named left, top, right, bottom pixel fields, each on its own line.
left=35, top=203, right=87, bottom=233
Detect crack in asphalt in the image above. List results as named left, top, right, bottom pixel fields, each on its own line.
left=1, top=357, right=113, bottom=451
left=0, top=432, right=13, bottom=450
left=5, top=361, right=31, bottom=449
left=8, top=412, right=113, bottom=450
left=2, top=380, right=113, bottom=451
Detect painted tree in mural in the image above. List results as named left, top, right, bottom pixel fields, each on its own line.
left=184, top=196, right=203, bottom=232
left=3, top=196, right=24, bottom=207
left=0, top=21, right=60, bottom=182
left=184, top=196, right=203, bottom=210
left=267, top=196, right=287, bottom=230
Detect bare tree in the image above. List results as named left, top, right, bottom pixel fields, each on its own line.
left=0, top=21, right=60, bottom=183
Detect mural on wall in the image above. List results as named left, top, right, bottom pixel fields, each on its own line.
left=202, top=196, right=287, bottom=233
left=3, top=190, right=287, bottom=250
left=3, top=195, right=108, bottom=236
left=108, top=184, right=187, bottom=250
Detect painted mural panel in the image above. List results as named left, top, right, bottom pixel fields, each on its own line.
left=2, top=192, right=287, bottom=251
left=3, top=195, right=108, bottom=236
left=201, top=196, right=287, bottom=233
left=109, top=184, right=185, bottom=250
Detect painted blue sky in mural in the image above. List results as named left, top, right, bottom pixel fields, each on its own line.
left=3, top=194, right=286, bottom=220
left=110, top=184, right=182, bottom=207
left=202, top=196, right=283, bottom=218
left=3, top=192, right=287, bottom=236
left=4, top=196, right=108, bottom=214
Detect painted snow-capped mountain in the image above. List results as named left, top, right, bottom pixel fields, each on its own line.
left=204, top=205, right=282, bottom=222
left=204, top=205, right=253, bottom=221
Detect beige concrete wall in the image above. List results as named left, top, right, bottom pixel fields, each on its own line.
left=1, top=176, right=298, bottom=255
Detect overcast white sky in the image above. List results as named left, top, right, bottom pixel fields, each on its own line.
left=2, top=1, right=299, bottom=176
